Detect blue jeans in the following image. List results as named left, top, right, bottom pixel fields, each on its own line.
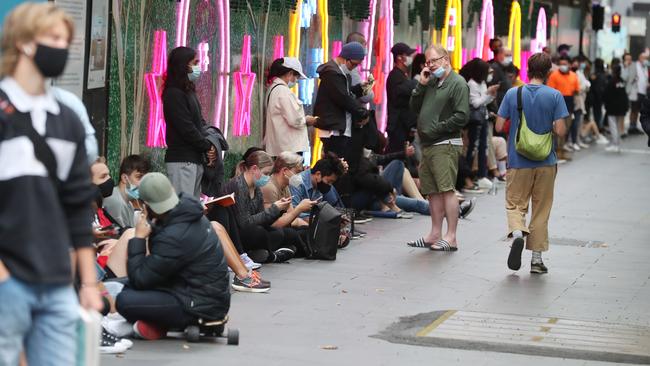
left=0, top=277, right=79, bottom=366
left=381, top=160, right=430, bottom=215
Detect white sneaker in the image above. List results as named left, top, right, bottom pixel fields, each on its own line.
left=596, top=135, right=609, bottom=145
left=578, top=141, right=589, bottom=149
left=476, top=177, right=493, bottom=190
left=563, top=144, right=573, bottom=152
left=240, top=253, right=261, bottom=270
left=572, top=143, right=581, bottom=151
left=605, top=145, right=620, bottom=153
left=102, top=313, right=134, bottom=338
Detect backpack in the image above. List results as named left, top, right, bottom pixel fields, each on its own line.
left=515, top=86, right=553, bottom=161
left=305, top=202, right=342, bottom=260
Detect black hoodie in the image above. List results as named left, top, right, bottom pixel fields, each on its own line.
left=125, top=194, right=230, bottom=320
left=313, top=59, right=368, bottom=132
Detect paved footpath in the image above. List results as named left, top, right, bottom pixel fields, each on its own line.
left=104, top=136, right=650, bottom=366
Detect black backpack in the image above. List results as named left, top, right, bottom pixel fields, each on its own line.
left=305, top=202, right=342, bottom=260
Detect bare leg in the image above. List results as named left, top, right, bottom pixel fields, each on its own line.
left=442, top=191, right=459, bottom=246
left=402, top=169, right=425, bottom=200
left=424, top=193, right=444, bottom=243
left=211, top=221, right=248, bottom=279
left=106, top=228, right=135, bottom=278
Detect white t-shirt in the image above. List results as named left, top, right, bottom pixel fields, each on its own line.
left=637, top=61, right=648, bottom=96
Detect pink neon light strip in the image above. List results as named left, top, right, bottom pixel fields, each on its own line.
left=213, top=0, right=231, bottom=137
left=273, top=35, right=285, bottom=61
left=376, top=0, right=393, bottom=133
left=476, top=0, right=494, bottom=60
left=360, top=0, right=377, bottom=80
left=176, top=0, right=190, bottom=47
left=145, top=30, right=168, bottom=147
left=331, top=40, right=342, bottom=59
left=198, top=42, right=210, bottom=72
left=415, top=44, right=422, bottom=54
left=232, top=35, right=256, bottom=136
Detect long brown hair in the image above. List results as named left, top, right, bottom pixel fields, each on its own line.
left=236, top=148, right=273, bottom=176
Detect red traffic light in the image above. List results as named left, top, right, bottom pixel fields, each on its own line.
left=612, top=12, right=621, bottom=32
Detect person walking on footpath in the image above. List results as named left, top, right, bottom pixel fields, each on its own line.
left=407, top=45, right=469, bottom=251
left=0, top=3, right=103, bottom=365
left=495, top=53, right=568, bottom=274
left=162, top=46, right=216, bottom=198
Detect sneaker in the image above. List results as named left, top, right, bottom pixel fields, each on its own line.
left=133, top=320, right=166, bottom=340
left=563, top=144, right=574, bottom=152
left=100, top=329, right=129, bottom=354
left=459, top=197, right=476, bottom=219
left=354, top=228, right=367, bottom=237
left=596, top=135, right=609, bottom=145
left=273, top=247, right=295, bottom=263
left=250, top=270, right=270, bottom=286
left=397, top=211, right=414, bottom=219
left=628, top=128, right=644, bottom=135
left=571, top=143, right=581, bottom=151
left=605, top=145, right=621, bottom=153
left=351, top=231, right=362, bottom=240
left=240, top=253, right=261, bottom=270
left=102, top=328, right=134, bottom=349
left=476, top=177, right=493, bottom=190
left=530, top=261, right=548, bottom=274
left=462, top=185, right=485, bottom=194
left=102, top=313, right=134, bottom=338
left=557, top=159, right=568, bottom=165
left=353, top=212, right=373, bottom=224
left=621, top=133, right=628, bottom=139
left=578, top=141, right=589, bottom=149
left=232, top=273, right=271, bottom=293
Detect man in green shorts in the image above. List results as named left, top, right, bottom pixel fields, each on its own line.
left=407, top=45, right=469, bottom=251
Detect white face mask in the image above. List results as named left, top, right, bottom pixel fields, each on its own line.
left=502, top=57, right=513, bottom=66
left=289, top=173, right=303, bottom=188
left=487, top=74, right=494, bottom=83
left=287, top=81, right=297, bottom=88
left=559, top=65, right=569, bottom=73
left=405, top=56, right=413, bottom=66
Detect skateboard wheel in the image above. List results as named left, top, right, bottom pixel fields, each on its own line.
left=227, top=328, right=239, bottom=345
left=186, top=325, right=200, bottom=342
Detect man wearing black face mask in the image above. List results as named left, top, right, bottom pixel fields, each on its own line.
left=289, top=154, right=346, bottom=219
left=386, top=42, right=418, bottom=154
left=0, top=3, right=102, bottom=365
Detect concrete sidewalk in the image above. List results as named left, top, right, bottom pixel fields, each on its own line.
left=103, top=135, right=650, bottom=366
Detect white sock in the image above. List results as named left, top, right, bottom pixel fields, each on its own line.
left=497, top=161, right=507, bottom=175
left=532, top=251, right=542, bottom=264
left=512, top=230, right=523, bottom=238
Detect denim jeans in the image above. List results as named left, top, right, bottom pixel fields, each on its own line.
left=0, top=277, right=78, bottom=366
left=381, top=160, right=430, bottom=215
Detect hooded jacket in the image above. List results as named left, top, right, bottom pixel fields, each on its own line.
left=126, top=194, right=230, bottom=320
left=313, top=59, right=368, bottom=132
left=201, top=126, right=229, bottom=197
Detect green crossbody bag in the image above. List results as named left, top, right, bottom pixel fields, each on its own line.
left=515, top=86, right=553, bottom=161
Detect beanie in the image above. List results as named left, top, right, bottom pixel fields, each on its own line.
left=339, top=42, right=366, bottom=61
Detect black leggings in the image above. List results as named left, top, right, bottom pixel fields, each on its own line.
left=239, top=225, right=301, bottom=255
left=207, top=205, right=245, bottom=254
left=116, top=288, right=196, bottom=330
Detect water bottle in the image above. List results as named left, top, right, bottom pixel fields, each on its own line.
left=489, top=177, right=498, bottom=195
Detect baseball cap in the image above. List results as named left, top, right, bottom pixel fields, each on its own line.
left=282, top=57, right=307, bottom=79
left=138, top=172, right=179, bottom=214
left=340, top=42, right=367, bottom=61
left=391, top=42, right=416, bottom=56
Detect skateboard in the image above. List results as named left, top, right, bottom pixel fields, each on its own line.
left=184, top=316, right=239, bottom=345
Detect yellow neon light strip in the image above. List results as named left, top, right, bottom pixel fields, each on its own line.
left=311, top=0, right=329, bottom=166
left=440, top=0, right=462, bottom=70
left=508, top=0, right=521, bottom=68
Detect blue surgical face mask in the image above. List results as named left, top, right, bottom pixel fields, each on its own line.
left=255, top=174, right=270, bottom=188
left=433, top=66, right=446, bottom=78
left=644, top=60, right=650, bottom=67
left=287, top=80, right=297, bottom=88
left=188, top=64, right=201, bottom=82
left=125, top=178, right=140, bottom=200
left=579, top=63, right=587, bottom=70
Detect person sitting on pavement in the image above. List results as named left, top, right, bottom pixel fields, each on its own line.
left=262, top=152, right=317, bottom=228
left=103, top=154, right=150, bottom=229
left=289, top=153, right=347, bottom=218
left=115, top=173, right=231, bottom=340
left=222, top=148, right=298, bottom=264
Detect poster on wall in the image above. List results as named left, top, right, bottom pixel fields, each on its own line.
left=87, top=0, right=109, bottom=89
left=53, top=0, right=87, bottom=98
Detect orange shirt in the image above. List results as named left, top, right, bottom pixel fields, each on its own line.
left=546, top=70, right=580, bottom=97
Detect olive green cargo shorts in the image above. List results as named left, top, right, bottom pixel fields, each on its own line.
left=419, top=143, right=461, bottom=195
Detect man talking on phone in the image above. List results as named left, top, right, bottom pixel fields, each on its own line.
left=407, top=45, right=469, bottom=252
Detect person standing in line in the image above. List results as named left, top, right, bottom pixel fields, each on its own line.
left=407, top=45, right=469, bottom=251
left=546, top=55, right=579, bottom=159
left=589, top=58, right=608, bottom=131
left=0, top=3, right=103, bottom=365
left=629, top=52, right=649, bottom=135
left=162, top=46, right=215, bottom=198
left=495, top=52, right=568, bottom=274
left=571, top=57, right=591, bottom=150
left=385, top=42, right=418, bottom=154
left=604, top=64, right=629, bottom=153
left=264, top=57, right=317, bottom=157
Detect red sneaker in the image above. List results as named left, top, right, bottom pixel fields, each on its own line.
left=133, top=320, right=166, bottom=340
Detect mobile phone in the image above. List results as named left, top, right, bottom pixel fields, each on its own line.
left=423, top=70, right=431, bottom=78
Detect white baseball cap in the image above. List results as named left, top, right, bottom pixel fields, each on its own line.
left=282, top=57, right=307, bottom=79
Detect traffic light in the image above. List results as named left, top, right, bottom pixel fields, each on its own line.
left=612, top=13, right=621, bottom=33
left=592, top=5, right=604, bottom=31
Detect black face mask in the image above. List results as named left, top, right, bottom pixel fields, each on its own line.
left=33, top=43, right=69, bottom=78
left=97, top=179, right=114, bottom=198
left=317, top=181, right=331, bottom=195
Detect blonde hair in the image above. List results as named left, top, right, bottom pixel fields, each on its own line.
left=1, top=3, right=74, bottom=77
left=426, top=45, right=450, bottom=61
left=272, top=152, right=304, bottom=173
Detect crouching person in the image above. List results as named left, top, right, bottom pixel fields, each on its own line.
left=116, top=173, right=230, bottom=340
